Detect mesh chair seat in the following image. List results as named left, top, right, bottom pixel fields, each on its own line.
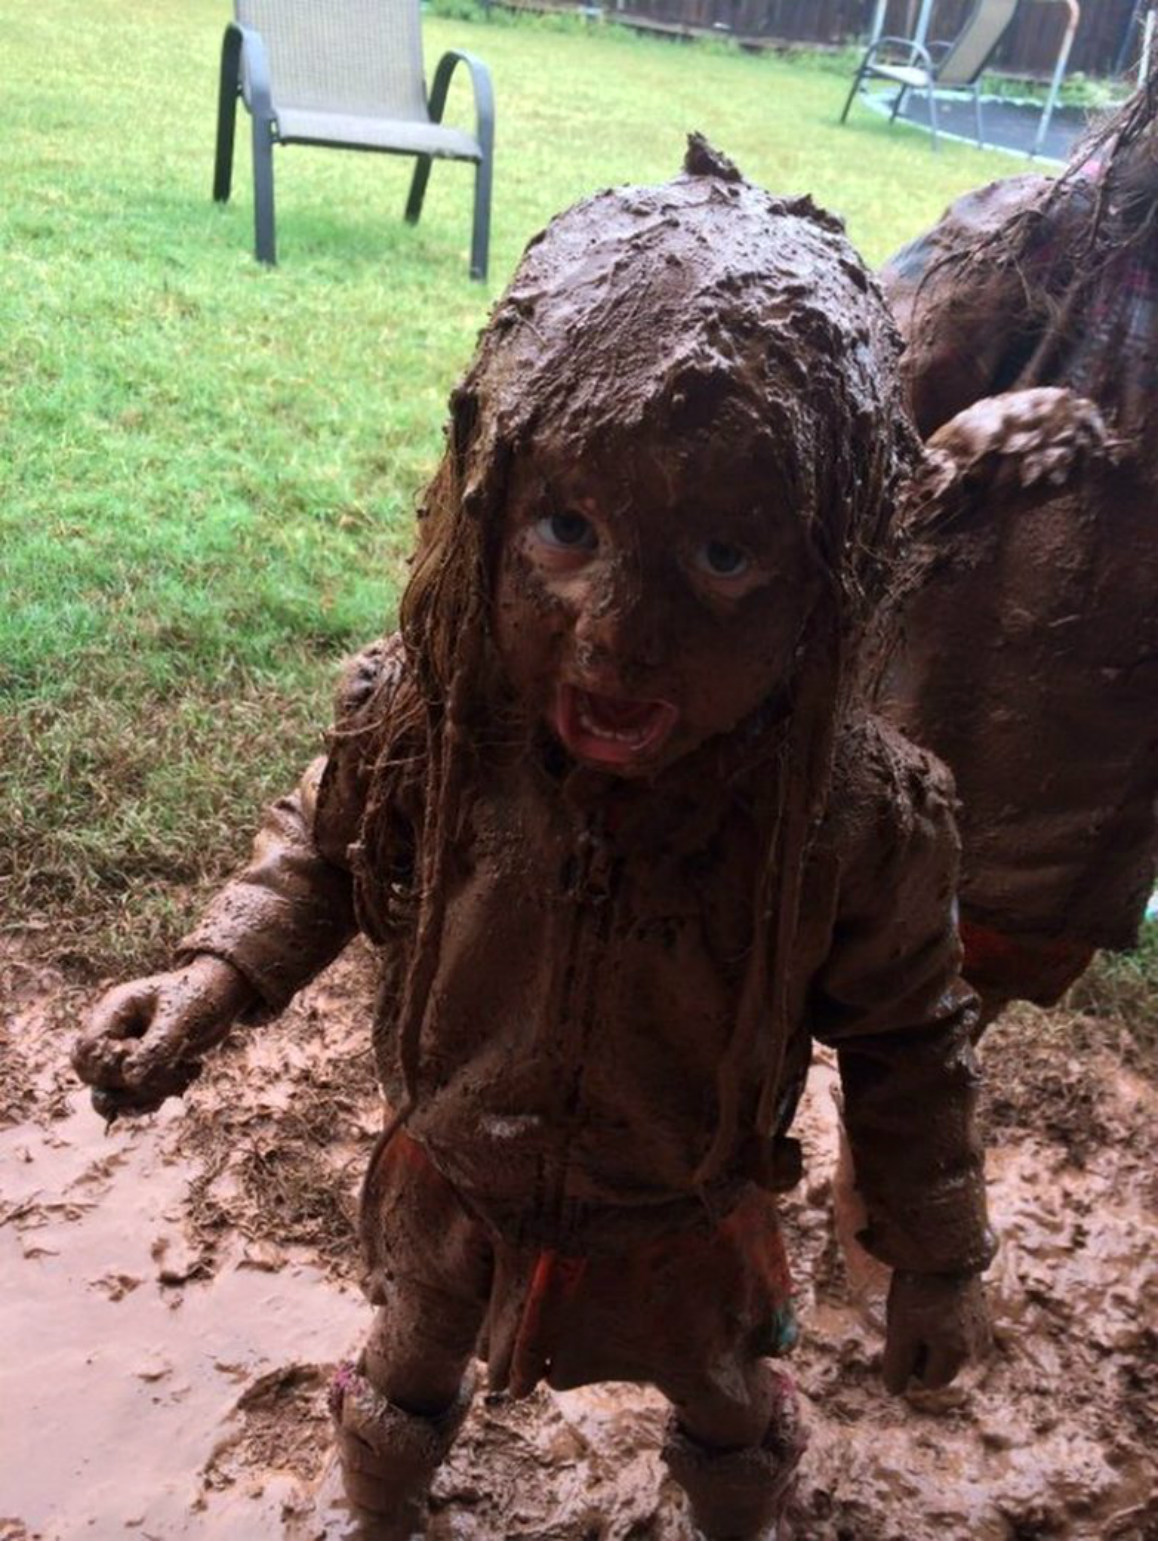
left=275, top=109, right=480, bottom=161
left=861, top=63, right=932, bottom=89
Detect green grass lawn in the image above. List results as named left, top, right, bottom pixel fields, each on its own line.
left=1, top=0, right=1024, bottom=973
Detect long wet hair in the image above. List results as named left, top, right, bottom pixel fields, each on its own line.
left=354, top=138, right=921, bottom=1182
left=919, top=58, right=1158, bottom=425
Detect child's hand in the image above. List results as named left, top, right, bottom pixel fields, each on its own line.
left=926, top=386, right=1115, bottom=496
left=72, top=955, right=255, bottom=1119
left=882, top=1269, right=989, bottom=1393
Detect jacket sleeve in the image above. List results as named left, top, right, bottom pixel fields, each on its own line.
left=810, top=722, right=994, bottom=1276
left=175, top=637, right=399, bottom=1019
left=880, top=174, right=1057, bottom=437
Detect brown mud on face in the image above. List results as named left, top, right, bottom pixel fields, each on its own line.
left=4, top=941, right=1156, bottom=1541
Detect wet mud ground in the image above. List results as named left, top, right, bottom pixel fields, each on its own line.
left=2, top=937, right=1156, bottom=1541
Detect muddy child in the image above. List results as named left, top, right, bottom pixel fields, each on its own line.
left=879, top=73, right=1158, bottom=1029
left=74, top=141, right=994, bottom=1540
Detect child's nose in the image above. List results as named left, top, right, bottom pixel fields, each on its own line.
left=573, top=569, right=668, bottom=682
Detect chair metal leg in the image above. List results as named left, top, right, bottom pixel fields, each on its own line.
left=415, top=50, right=494, bottom=280
left=252, top=115, right=276, bottom=264
left=928, top=88, right=939, bottom=151
left=405, top=155, right=433, bottom=225
left=469, top=148, right=492, bottom=283
left=889, top=84, right=909, bottom=123
left=839, top=67, right=866, bottom=124
left=213, top=24, right=243, bottom=203
left=973, top=85, right=984, bottom=149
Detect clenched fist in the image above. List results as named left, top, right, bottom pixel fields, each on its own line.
left=882, top=1269, right=990, bottom=1394
left=72, top=954, right=255, bottom=1119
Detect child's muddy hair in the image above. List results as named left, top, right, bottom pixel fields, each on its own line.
left=917, top=56, right=1158, bottom=418
left=356, top=138, right=920, bottom=1180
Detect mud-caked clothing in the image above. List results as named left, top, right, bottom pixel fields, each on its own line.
left=180, top=636, right=992, bottom=1397
left=881, top=175, right=1158, bottom=998
left=358, top=1123, right=796, bottom=1407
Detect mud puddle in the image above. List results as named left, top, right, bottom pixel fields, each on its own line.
left=2, top=941, right=1155, bottom=1540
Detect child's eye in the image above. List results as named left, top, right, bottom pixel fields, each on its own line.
left=534, top=512, right=598, bottom=551
left=692, top=540, right=750, bottom=579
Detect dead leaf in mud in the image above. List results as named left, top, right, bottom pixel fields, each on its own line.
left=20, top=1240, right=59, bottom=1260
left=133, top=1354, right=172, bottom=1383
left=72, top=1150, right=126, bottom=1190
left=240, top=1237, right=286, bottom=1272
left=151, top=1231, right=211, bottom=1286
left=90, top=1270, right=143, bottom=1301
left=0, top=1195, right=42, bottom=1228
left=201, top=1363, right=333, bottom=1496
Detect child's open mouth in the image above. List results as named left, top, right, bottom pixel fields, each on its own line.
left=553, top=684, right=679, bottom=768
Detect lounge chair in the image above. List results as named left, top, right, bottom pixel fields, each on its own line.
left=839, top=0, right=1020, bottom=149
left=213, top=0, right=495, bottom=279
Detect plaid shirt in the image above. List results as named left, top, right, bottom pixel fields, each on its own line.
left=890, top=170, right=1158, bottom=431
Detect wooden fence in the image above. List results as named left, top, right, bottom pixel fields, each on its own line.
left=611, top=0, right=1142, bottom=76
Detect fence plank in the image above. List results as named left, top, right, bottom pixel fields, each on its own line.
left=614, top=0, right=1139, bottom=75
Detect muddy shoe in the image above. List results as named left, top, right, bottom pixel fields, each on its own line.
left=662, top=1386, right=806, bottom=1541
left=286, top=1451, right=399, bottom=1541
left=327, top=1361, right=474, bottom=1539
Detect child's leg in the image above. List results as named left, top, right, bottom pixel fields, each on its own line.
left=331, top=1132, right=492, bottom=1530
left=332, top=1284, right=484, bottom=1527
left=361, top=1273, right=483, bottom=1413
left=656, top=1359, right=805, bottom=1541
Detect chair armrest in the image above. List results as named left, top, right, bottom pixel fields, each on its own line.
left=428, top=49, right=495, bottom=159
left=229, top=20, right=273, bottom=119
left=863, top=36, right=935, bottom=70
left=927, top=39, right=953, bottom=61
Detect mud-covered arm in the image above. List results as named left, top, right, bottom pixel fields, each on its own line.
left=881, top=175, right=1059, bottom=436
left=175, top=639, right=397, bottom=1019
left=913, top=384, right=1110, bottom=514
left=174, top=758, right=357, bottom=1019
left=895, top=386, right=1114, bottom=582
left=811, top=728, right=994, bottom=1277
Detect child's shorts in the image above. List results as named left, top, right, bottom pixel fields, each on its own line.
left=960, top=917, right=1096, bottom=1011
left=360, top=1126, right=798, bottom=1402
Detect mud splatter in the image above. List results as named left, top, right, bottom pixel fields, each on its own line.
left=4, top=942, right=1156, bottom=1540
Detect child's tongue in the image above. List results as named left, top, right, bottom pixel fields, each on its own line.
left=554, top=684, right=678, bottom=768
left=585, top=695, right=658, bottom=730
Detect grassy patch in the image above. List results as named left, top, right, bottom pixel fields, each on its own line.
left=1066, top=921, right=1158, bottom=1068
left=979, top=68, right=1132, bottom=113
left=3, top=0, right=1023, bottom=974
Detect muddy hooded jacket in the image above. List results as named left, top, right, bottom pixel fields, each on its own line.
left=880, top=174, right=1158, bottom=951
left=179, top=635, right=991, bottom=1278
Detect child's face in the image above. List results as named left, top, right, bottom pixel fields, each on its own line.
left=494, top=430, right=818, bottom=778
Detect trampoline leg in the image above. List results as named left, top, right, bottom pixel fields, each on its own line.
left=928, top=88, right=939, bottom=151
left=973, top=85, right=984, bottom=149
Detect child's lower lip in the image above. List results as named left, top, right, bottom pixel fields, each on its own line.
left=553, top=684, right=679, bottom=767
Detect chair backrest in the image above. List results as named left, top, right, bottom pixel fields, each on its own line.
left=935, top=0, right=1020, bottom=85
left=236, top=0, right=429, bottom=122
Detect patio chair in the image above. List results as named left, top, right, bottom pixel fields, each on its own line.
left=213, top=0, right=494, bottom=279
left=839, top=0, right=1020, bottom=149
